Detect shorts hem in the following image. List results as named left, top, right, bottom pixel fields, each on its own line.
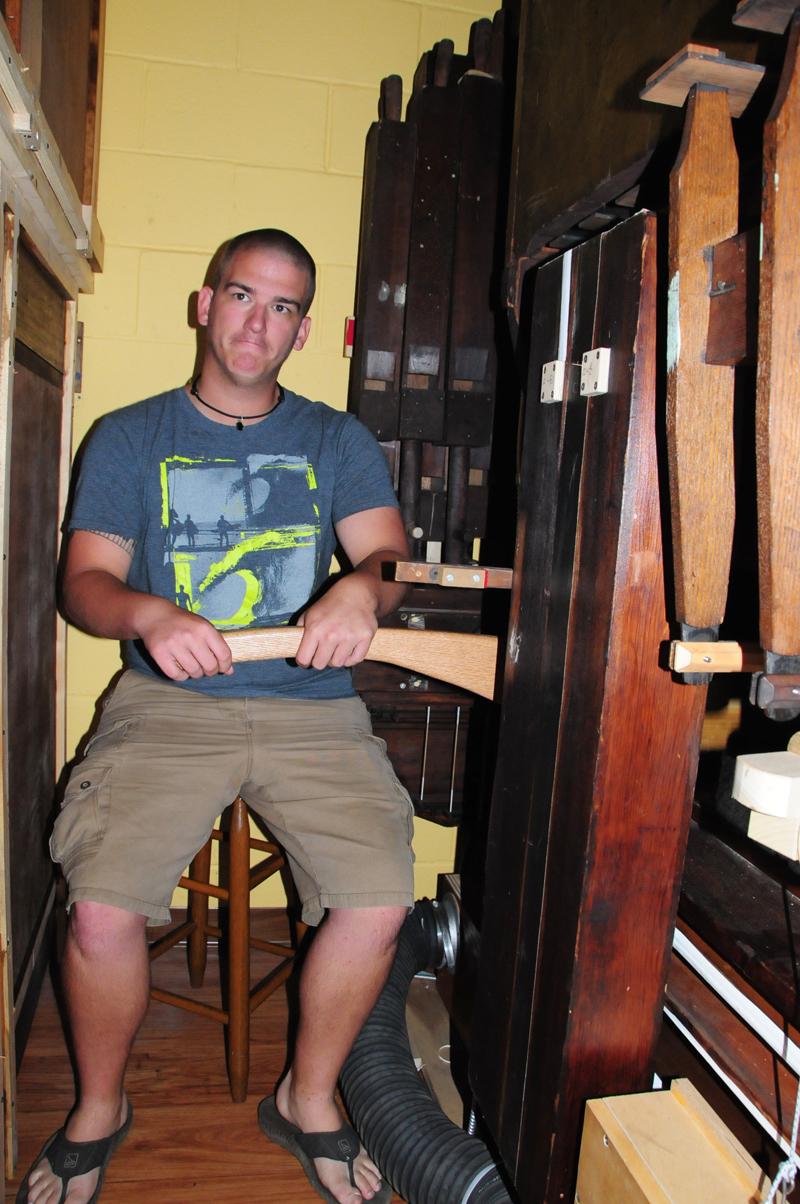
left=67, top=886, right=171, bottom=928
left=301, top=889, right=414, bottom=926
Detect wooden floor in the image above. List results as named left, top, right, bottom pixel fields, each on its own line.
left=7, top=914, right=404, bottom=1202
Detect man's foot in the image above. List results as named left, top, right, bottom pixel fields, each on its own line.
left=17, top=1097, right=131, bottom=1204
left=263, top=1078, right=385, bottom=1204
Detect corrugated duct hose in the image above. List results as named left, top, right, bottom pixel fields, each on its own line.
left=339, top=901, right=514, bottom=1204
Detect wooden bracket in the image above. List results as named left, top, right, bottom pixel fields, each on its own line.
left=706, top=229, right=758, bottom=366
left=640, top=44, right=765, bottom=117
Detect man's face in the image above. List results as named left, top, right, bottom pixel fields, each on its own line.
left=196, top=246, right=312, bottom=389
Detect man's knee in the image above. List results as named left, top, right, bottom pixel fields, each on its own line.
left=68, top=900, right=147, bottom=959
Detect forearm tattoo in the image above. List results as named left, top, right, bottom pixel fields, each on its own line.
left=89, top=529, right=136, bottom=556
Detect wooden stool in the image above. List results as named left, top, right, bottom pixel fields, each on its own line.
left=148, top=796, right=305, bottom=1101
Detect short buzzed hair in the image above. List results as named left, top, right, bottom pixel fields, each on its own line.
left=210, top=229, right=316, bottom=313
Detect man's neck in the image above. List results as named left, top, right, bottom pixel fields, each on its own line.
left=187, top=369, right=281, bottom=425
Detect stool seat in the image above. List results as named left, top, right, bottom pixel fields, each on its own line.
left=148, top=796, right=305, bottom=1100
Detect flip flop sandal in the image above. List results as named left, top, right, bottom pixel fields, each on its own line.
left=16, top=1103, right=133, bottom=1204
left=258, top=1095, right=392, bottom=1203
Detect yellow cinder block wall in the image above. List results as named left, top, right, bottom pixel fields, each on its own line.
left=72, top=0, right=497, bottom=906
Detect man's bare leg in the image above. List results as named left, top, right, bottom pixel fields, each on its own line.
left=23, top=902, right=148, bottom=1204
left=275, top=905, right=407, bottom=1204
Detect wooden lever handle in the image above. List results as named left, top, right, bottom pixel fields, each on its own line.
left=225, top=626, right=498, bottom=700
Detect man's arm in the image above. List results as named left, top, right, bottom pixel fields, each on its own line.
left=62, top=530, right=233, bottom=681
left=294, top=505, right=410, bottom=670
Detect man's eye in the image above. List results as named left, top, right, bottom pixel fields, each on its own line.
left=274, top=303, right=288, bottom=313
left=233, top=292, right=248, bottom=301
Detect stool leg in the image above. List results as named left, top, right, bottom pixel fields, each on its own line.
left=187, top=838, right=212, bottom=988
left=227, top=797, right=250, bottom=1101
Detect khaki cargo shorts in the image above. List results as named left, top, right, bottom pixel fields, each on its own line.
left=51, top=671, right=415, bottom=926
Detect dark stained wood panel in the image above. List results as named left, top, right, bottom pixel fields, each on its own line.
left=7, top=347, right=62, bottom=998
left=504, top=0, right=764, bottom=309
left=16, top=239, right=67, bottom=371
left=39, top=0, right=93, bottom=199
left=471, top=213, right=707, bottom=1201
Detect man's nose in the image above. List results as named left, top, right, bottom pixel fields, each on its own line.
left=244, top=304, right=267, bottom=332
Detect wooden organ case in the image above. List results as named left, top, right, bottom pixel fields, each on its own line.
left=349, top=0, right=800, bottom=1201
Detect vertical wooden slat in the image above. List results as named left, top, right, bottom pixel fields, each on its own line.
left=756, top=13, right=800, bottom=660
left=399, top=41, right=461, bottom=442
left=0, top=201, right=19, bottom=1173
left=348, top=76, right=416, bottom=442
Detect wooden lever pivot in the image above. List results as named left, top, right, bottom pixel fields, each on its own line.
left=225, top=626, right=498, bottom=700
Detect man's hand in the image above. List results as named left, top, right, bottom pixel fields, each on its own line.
left=295, top=574, right=380, bottom=670
left=62, top=530, right=233, bottom=681
left=293, top=505, right=410, bottom=671
left=135, top=597, right=233, bottom=681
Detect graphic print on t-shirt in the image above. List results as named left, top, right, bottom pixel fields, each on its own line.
left=161, top=452, right=320, bottom=628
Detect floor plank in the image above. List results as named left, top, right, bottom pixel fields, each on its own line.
left=7, top=916, right=404, bottom=1202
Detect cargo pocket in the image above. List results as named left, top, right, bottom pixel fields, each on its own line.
left=50, top=763, right=114, bottom=870
left=50, top=713, right=141, bottom=870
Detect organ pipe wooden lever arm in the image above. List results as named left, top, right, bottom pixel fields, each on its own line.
left=225, top=626, right=499, bottom=700
left=669, top=641, right=764, bottom=674
left=394, top=561, right=513, bottom=589
left=643, top=51, right=744, bottom=665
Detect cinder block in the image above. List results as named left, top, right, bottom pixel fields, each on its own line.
left=73, top=336, right=196, bottom=446
left=143, top=64, right=327, bottom=171
left=328, top=85, right=378, bottom=176
left=100, top=55, right=147, bottom=150
left=136, top=250, right=211, bottom=344
left=105, top=0, right=238, bottom=65
left=77, top=246, right=141, bottom=339
left=318, top=263, right=357, bottom=355
left=97, top=150, right=237, bottom=250
left=238, top=0, right=419, bottom=86
left=280, top=350, right=350, bottom=413
left=233, top=166, right=361, bottom=266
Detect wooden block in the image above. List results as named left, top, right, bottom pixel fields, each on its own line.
left=706, top=229, right=758, bottom=366
left=576, top=1079, right=771, bottom=1204
left=734, top=0, right=796, bottom=35
left=747, top=809, right=800, bottom=859
left=733, top=749, right=800, bottom=817
left=640, top=45, right=765, bottom=117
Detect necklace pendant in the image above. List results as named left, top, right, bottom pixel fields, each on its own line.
left=236, top=419, right=244, bottom=431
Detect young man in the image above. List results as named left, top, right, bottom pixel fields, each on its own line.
left=19, top=229, right=413, bottom=1204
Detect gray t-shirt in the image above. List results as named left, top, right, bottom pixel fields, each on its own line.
left=68, top=385, right=399, bottom=698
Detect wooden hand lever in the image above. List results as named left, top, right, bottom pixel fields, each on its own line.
left=225, top=626, right=498, bottom=700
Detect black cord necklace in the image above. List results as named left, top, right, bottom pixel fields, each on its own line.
left=190, top=378, right=282, bottom=430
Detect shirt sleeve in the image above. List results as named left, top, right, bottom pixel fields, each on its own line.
left=331, top=413, right=399, bottom=524
left=68, top=413, right=145, bottom=541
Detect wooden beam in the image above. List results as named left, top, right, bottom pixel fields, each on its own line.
left=669, top=640, right=763, bottom=673
left=706, top=230, right=758, bottom=366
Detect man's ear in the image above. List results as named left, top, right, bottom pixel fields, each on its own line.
left=293, top=315, right=311, bottom=351
left=196, top=285, right=214, bottom=327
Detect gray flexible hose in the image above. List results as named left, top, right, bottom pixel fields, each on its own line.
left=340, top=906, right=514, bottom=1204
